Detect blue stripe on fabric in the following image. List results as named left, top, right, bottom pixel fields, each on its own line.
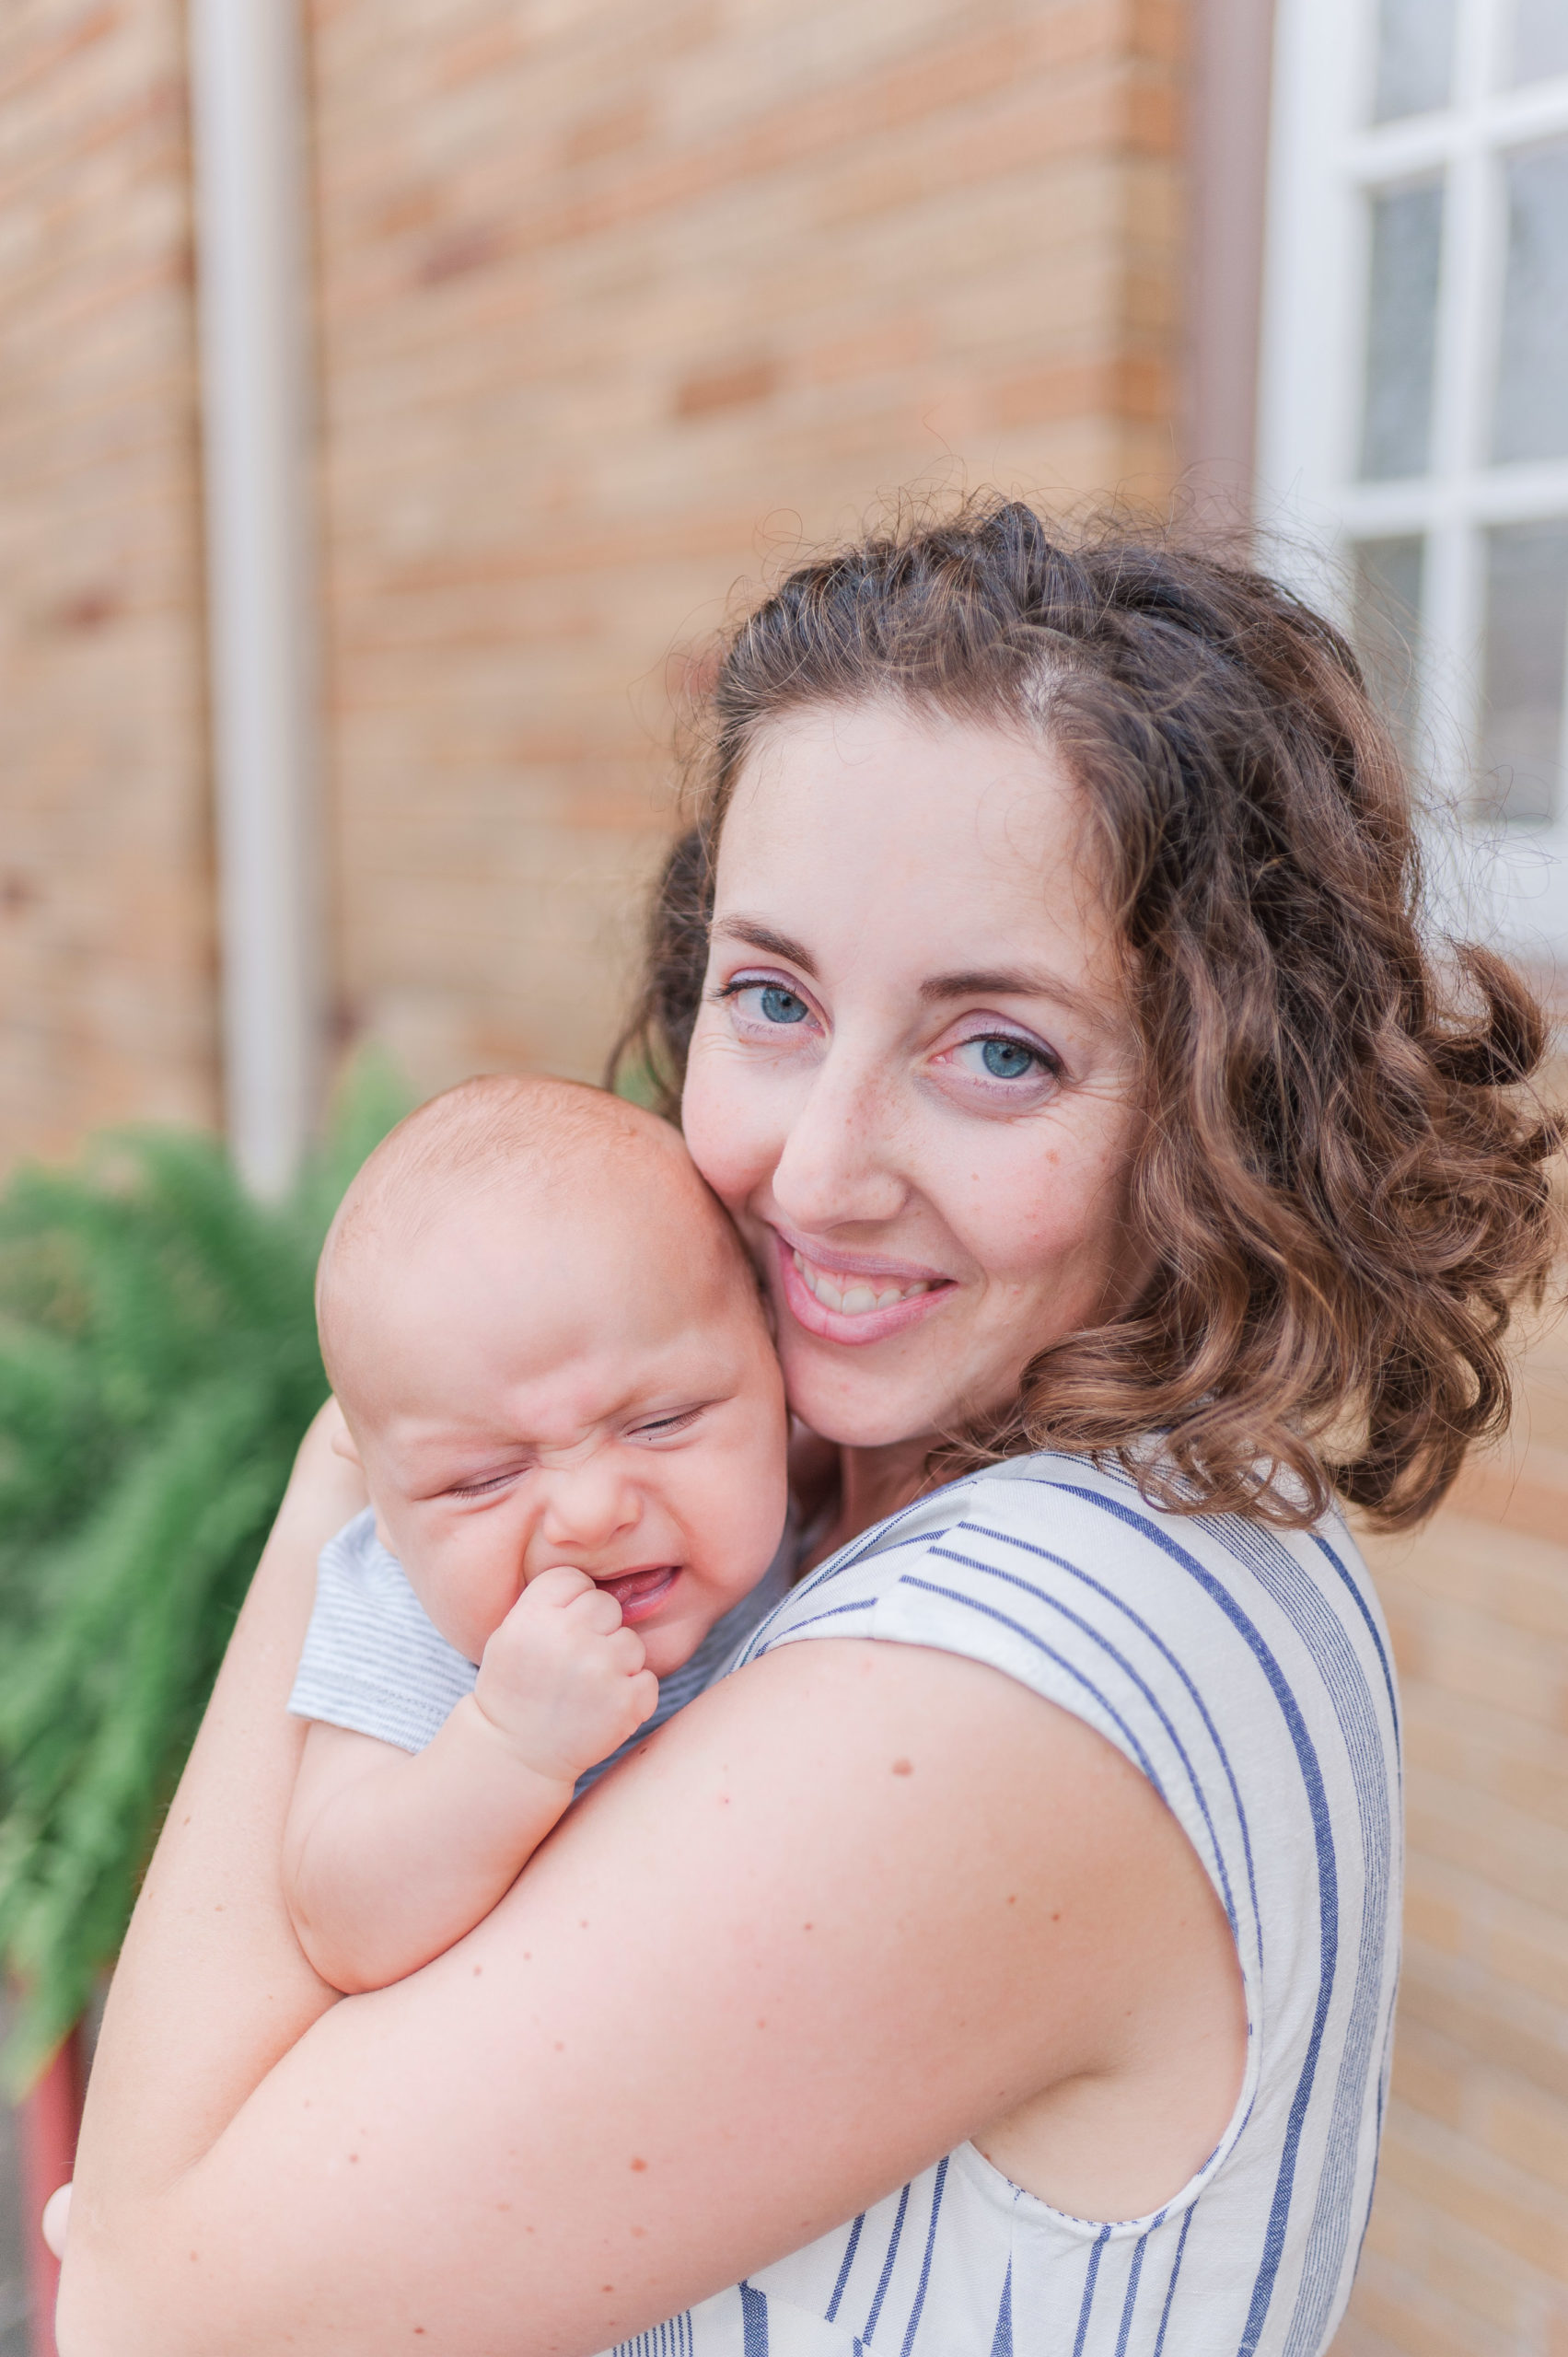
left=900, top=2156, right=948, bottom=2355
left=863, top=2183, right=912, bottom=2343
left=1072, top=2225, right=1112, bottom=2357
left=1312, top=1531, right=1402, bottom=1766
left=824, top=2212, right=865, bottom=2323
left=1056, top=1488, right=1340, bottom=2357
left=1152, top=2205, right=1197, bottom=2357
left=1116, top=2230, right=1152, bottom=2357
left=989, top=2259, right=1014, bottom=2357
left=899, top=1576, right=1168, bottom=1801
left=766, top=1598, right=877, bottom=1635
left=738, top=1478, right=984, bottom=1666
left=931, top=1538, right=1240, bottom=1934
left=1208, top=1514, right=1397, bottom=2357
left=1359, top=2004, right=1397, bottom=2268
left=738, top=2279, right=769, bottom=2357
left=984, top=1501, right=1264, bottom=1960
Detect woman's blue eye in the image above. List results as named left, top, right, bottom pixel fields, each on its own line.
left=980, top=1037, right=1039, bottom=1080
left=759, top=984, right=808, bottom=1025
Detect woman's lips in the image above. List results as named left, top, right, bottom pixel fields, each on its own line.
left=773, top=1231, right=955, bottom=1348
left=595, top=1565, right=679, bottom=1621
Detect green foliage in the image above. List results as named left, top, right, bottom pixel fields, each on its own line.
left=0, top=1055, right=408, bottom=2091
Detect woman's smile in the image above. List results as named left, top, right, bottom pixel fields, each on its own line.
left=772, top=1222, right=955, bottom=1345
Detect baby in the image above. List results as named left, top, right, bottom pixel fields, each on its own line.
left=282, top=1073, right=790, bottom=1994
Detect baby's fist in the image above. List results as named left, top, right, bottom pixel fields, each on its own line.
left=473, top=1567, right=658, bottom=1787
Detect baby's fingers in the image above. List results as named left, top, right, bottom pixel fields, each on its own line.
left=603, top=1623, right=647, bottom=1677
left=563, top=1583, right=627, bottom=1637
left=517, top=1564, right=595, bottom=1614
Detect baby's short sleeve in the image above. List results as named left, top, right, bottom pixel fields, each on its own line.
left=287, top=1509, right=478, bottom=1753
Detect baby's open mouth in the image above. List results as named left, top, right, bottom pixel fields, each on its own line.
left=595, top=1564, right=679, bottom=1620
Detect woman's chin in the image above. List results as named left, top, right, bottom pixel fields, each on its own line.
left=774, top=1346, right=952, bottom=1457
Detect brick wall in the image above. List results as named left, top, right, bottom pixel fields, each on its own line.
left=1332, top=1334, right=1568, bottom=2356
left=0, top=1, right=215, bottom=1167
left=306, top=0, right=1187, bottom=1095
left=0, top=0, right=1188, bottom=1144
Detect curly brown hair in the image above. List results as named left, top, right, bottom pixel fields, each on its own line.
left=613, top=496, right=1562, bottom=1530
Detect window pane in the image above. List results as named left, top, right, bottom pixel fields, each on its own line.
left=1353, top=537, right=1425, bottom=764
left=1512, top=0, right=1568, bottom=86
left=1359, top=179, right=1445, bottom=480
left=1374, top=0, right=1457, bottom=119
left=1478, top=520, right=1568, bottom=824
left=1493, top=140, right=1568, bottom=463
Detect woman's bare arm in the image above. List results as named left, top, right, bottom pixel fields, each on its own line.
left=61, top=1434, right=1238, bottom=2357
left=64, top=1410, right=366, bottom=2201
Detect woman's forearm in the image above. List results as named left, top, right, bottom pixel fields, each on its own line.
left=61, top=1413, right=366, bottom=2326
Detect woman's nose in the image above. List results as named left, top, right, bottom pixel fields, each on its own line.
left=768, top=1037, right=911, bottom=1233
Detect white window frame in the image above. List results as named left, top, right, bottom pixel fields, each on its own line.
left=1257, top=0, right=1568, bottom=962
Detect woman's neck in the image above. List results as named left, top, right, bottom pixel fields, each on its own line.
left=796, top=1435, right=933, bottom=1573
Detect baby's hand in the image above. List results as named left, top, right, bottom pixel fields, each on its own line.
left=471, top=1567, right=658, bottom=1788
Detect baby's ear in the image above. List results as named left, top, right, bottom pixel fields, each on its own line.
left=327, top=1402, right=363, bottom=1469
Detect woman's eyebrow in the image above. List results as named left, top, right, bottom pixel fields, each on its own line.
left=920, top=966, right=1097, bottom=1016
left=711, top=917, right=819, bottom=976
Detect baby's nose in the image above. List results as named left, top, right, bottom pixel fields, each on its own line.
left=535, top=1461, right=640, bottom=1550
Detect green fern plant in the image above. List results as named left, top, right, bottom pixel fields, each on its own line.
left=0, top=1057, right=408, bottom=2090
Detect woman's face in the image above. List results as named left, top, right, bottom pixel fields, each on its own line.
left=681, top=702, right=1145, bottom=1453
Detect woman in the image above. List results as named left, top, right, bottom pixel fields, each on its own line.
left=60, top=502, right=1555, bottom=2355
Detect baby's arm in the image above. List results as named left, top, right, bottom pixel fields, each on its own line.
left=283, top=1567, right=656, bottom=1992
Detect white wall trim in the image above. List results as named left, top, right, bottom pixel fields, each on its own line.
left=189, top=0, right=322, bottom=1196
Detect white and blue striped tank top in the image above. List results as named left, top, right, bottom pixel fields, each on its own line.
left=610, top=1448, right=1402, bottom=2357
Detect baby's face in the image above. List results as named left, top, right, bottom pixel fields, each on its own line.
left=340, top=1180, right=789, bottom=1678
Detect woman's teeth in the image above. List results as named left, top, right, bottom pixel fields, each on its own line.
left=792, top=1249, right=933, bottom=1317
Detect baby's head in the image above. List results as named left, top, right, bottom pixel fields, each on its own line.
left=318, top=1074, right=788, bottom=1678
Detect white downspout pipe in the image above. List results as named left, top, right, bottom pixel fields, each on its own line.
left=189, top=0, right=321, bottom=1197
